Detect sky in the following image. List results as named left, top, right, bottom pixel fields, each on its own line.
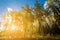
left=0, top=0, right=47, bottom=15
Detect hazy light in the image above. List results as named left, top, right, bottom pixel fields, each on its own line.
left=11, top=25, right=16, bottom=30
left=44, top=1, right=48, bottom=9
left=7, top=8, right=13, bottom=12
left=0, top=25, right=4, bottom=32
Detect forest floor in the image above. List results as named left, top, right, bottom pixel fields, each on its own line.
left=0, top=35, right=60, bottom=40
